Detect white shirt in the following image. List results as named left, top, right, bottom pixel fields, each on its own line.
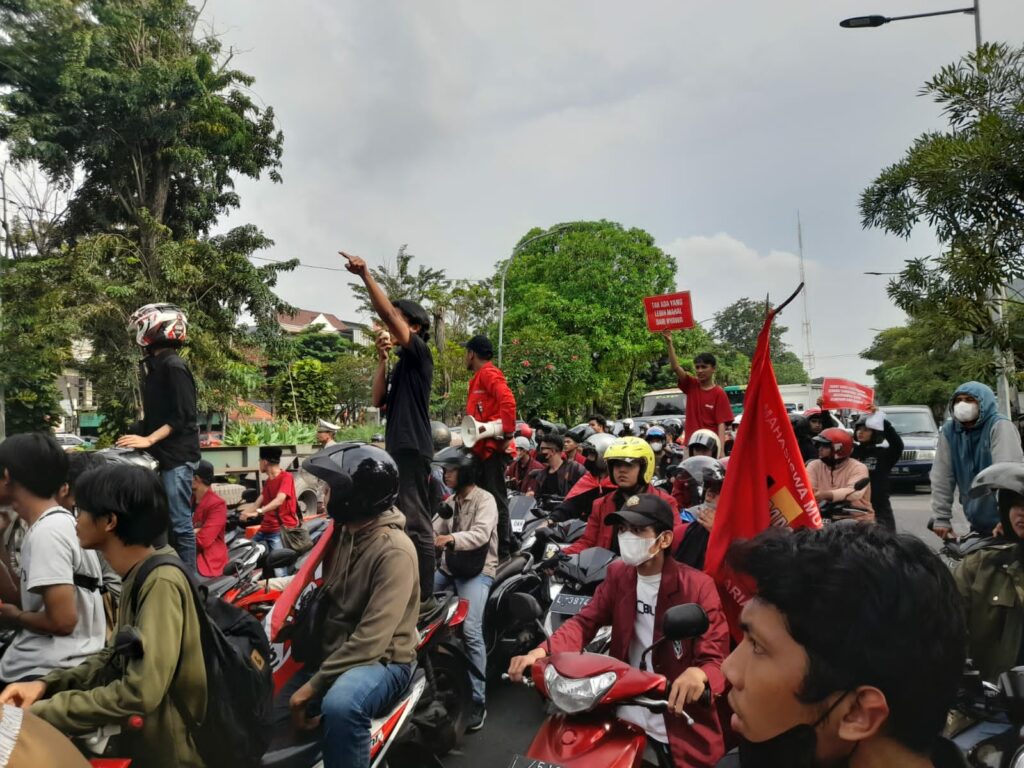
left=617, top=572, right=669, bottom=744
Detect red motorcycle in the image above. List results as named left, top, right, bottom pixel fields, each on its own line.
left=504, top=600, right=710, bottom=768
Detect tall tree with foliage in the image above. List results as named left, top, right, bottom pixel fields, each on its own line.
left=501, top=221, right=677, bottom=416
left=0, top=0, right=296, bottom=435
left=860, top=43, right=1024, bottom=383
left=275, top=358, right=335, bottom=423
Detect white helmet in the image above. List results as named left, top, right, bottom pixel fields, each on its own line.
left=130, top=303, right=188, bottom=347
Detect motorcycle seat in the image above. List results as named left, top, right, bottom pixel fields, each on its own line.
left=199, top=574, right=238, bottom=598
left=493, top=554, right=529, bottom=588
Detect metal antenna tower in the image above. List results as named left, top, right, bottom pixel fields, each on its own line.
left=797, top=212, right=815, bottom=375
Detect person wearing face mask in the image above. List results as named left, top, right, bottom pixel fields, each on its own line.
left=954, top=463, right=1024, bottom=682
left=561, top=437, right=683, bottom=556
left=806, top=429, right=874, bottom=521
left=527, top=434, right=585, bottom=499
left=930, top=381, right=1024, bottom=539
left=716, top=524, right=967, bottom=768
left=645, top=426, right=676, bottom=480
left=508, top=494, right=729, bottom=768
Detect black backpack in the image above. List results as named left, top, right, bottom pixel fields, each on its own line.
left=128, top=555, right=273, bottom=768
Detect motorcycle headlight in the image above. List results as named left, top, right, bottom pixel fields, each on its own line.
left=916, top=450, right=936, bottom=461
left=543, top=666, right=616, bottom=714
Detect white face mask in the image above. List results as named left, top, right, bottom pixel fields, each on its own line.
left=618, top=532, right=658, bottom=567
left=953, top=401, right=980, bottom=423
left=649, top=441, right=664, bottom=452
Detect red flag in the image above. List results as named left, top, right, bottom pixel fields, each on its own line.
left=704, top=287, right=822, bottom=640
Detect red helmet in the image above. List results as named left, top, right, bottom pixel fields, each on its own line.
left=517, top=423, right=533, bottom=440
left=813, top=428, right=853, bottom=461
left=802, top=408, right=823, bottom=419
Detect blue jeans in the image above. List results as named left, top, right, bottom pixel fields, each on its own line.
left=162, top=463, right=197, bottom=573
left=321, top=662, right=415, bottom=768
left=253, top=531, right=286, bottom=577
left=435, top=570, right=492, bottom=705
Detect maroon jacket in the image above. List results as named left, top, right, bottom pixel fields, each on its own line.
left=507, top=457, right=544, bottom=493
left=545, top=558, right=729, bottom=767
left=563, top=485, right=681, bottom=556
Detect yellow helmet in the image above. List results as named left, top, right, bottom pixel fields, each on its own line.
left=604, top=436, right=656, bottom=485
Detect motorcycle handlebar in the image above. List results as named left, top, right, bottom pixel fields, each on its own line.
left=501, top=670, right=535, bottom=687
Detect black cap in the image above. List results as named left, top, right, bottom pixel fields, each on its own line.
left=259, top=446, right=283, bottom=464
left=392, top=299, right=430, bottom=330
left=195, top=460, right=215, bottom=485
left=605, top=493, right=675, bottom=533
left=461, top=334, right=494, bottom=359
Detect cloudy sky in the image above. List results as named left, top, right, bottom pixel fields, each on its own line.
left=204, top=0, right=1024, bottom=383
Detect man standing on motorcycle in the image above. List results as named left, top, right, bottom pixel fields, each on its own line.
left=528, top=434, right=585, bottom=498
left=344, top=251, right=438, bottom=610
left=852, top=408, right=904, bottom=532
left=463, top=334, right=517, bottom=560
left=432, top=447, right=498, bottom=733
left=509, top=494, right=729, bottom=767
left=562, top=437, right=683, bottom=556
left=806, top=429, right=874, bottom=521
left=931, top=381, right=1024, bottom=538
left=718, top=524, right=966, bottom=768
left=663, top=333, right=734, bottom=447
left=291, top=444, right=420, bottom=768
left=955, top=463, right=1024, bottom=682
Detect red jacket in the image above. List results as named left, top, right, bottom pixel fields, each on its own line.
left=192, top=490, right=228, bottom=578
left=545, top=558, right=728, bottom=768
left=507, top=457, right=544, bottom=494
left=564, top=485, right=682, bottom=555
left=466, top=362, right=517, bottom=459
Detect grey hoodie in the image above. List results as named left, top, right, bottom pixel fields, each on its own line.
left=310, top=508, right=420, bottom=694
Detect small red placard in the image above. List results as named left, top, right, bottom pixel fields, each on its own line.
left=821, top=378, right=875, bottom=411
left=644, top=292, right=694, bottom=332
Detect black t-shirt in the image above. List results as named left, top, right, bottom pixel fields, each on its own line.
left=140, top=350, right=200, bottom=468
left=539, top=469, right=562, bottom=498
left=384, top=334, right=434, bottom=459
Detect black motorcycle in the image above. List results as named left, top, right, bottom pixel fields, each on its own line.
left=946, top=665, right=1024, bottom=767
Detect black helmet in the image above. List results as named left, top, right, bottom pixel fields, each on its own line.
left=302, top=442, right=399, bottom=523
left=93, top=447, right=159, bottom=472
left=566, top=425, right=595, bottom=445
left=528, top=418, right=556, bottom=438
left=789, top=413, right=811, bottom=439
left=661, top=417, right=683, bottom=440
left=852, top=415, right=885, bottom=445
left=672, top=456, right=724, bottom=507
left=433, top=446, right=476, bottom=490
left=970, top=463, right=1024, bottom=542
left=392, top=299, right=430, bottom=331
left=430, top=421, right=451, bottom=452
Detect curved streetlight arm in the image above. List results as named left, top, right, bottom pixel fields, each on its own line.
left=497, top=224, right=574, bottom=367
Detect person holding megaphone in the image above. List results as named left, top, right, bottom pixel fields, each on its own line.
left=462, top=335, right=517, bottom=560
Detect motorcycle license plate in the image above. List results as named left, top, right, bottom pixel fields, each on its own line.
left=512, top=518, right=526, bottom=533
left=507, top=756, right=566, bottom=768
left=550, top=592, right=591, bottom=616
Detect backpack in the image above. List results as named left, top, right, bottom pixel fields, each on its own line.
left=128, top=555, right=273, bottom=768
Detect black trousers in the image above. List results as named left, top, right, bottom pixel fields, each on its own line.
left=476, top=452, right=511, bottom=559
left=392, top=450, right=435, bottom=602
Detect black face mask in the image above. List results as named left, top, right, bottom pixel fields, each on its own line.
left=736, top=693, right=855, bottom=768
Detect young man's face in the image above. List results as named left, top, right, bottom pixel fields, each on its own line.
left=75, top=508, right=111, bottom=550
left=589, top=420, right=604, bottom=433
left=694, top=361, right=715, bottom=384
left=808, top=417, right=824, bottom=435
left=191, top=475, right=203, bottom=494
left=723, top=599, right=823, bottom=743
left=443, top=466, right=459, bottom=489
left=854, top=426, right=874, bottom=444
left=1009, top=504, right=1024, bottom=538
left=610, top=461, right=641, bottom=489
left=517, top=448, right=530, bottom=465
left=537, top=443, right=558, bottom=466
left=619, top=522, right=670, bottom=555
left=564, top=437, right=578, bottom=454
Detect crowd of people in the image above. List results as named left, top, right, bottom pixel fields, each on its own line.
left=0, top=250, right=1017, bottom=768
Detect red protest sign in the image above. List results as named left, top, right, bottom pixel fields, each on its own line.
left=821, top=378, right=875, bottom=411
left=644, top=292, right=694, bottom=332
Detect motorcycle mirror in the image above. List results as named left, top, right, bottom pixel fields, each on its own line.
left=663, top=604, right=710, bottom=642
left=853, top=477, right=870, bottom=491
left=508, top=592, right=544, bottom=624
left=265, top=548, right=300, bottom=571
left=113, top=626, right=145, bottom=660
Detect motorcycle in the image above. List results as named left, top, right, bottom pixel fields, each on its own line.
left=818, top=477, right=873, bottom=523
left=503, top=597, right=712, bottom=768
left=259, top=522, right=477, bottom=767
left=945, top=665, right=1024, bottom=767
left=543, top=547, right=617, bottom=637
left=928, top=520, right=1000, bottom=571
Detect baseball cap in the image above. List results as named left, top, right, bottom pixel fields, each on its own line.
left=605, top=493, right=675, bottom=533
left=461, top=334, right=494, bottom=359
left=195, top=460, right=215, bottom=485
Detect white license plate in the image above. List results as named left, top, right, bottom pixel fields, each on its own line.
left=512, top=518, right=525, bottom=533
left=551, top=593, right=591, bottom=615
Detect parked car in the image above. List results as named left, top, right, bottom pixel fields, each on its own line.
left=884, top=405, right=939, bottom=489
left=55, top=433, right=89, bottom=451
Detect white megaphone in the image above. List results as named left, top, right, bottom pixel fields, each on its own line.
left=461, top=416, right=504, bottom=448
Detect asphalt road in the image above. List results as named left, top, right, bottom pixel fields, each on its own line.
left=444, top=486, right=960, bottom=767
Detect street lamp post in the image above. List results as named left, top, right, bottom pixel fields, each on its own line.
left=496, top=224, right=573, bottom=368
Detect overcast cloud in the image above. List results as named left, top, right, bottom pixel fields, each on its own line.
left=203, top=0, right=1024, bottom=383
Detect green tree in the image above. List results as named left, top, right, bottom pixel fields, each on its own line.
left=860, top=43, right=1024, bottom=368
left=501, top=328, right=599, bottom=422
left=331, top=349, right=376, bottom=422
left=501, top=221, right=676, bottom=416
left=351, top=245, right=451, bottom=317
left=0, top=0, right=295, bottom=435
left=275, top=358, right=335, bottom=423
